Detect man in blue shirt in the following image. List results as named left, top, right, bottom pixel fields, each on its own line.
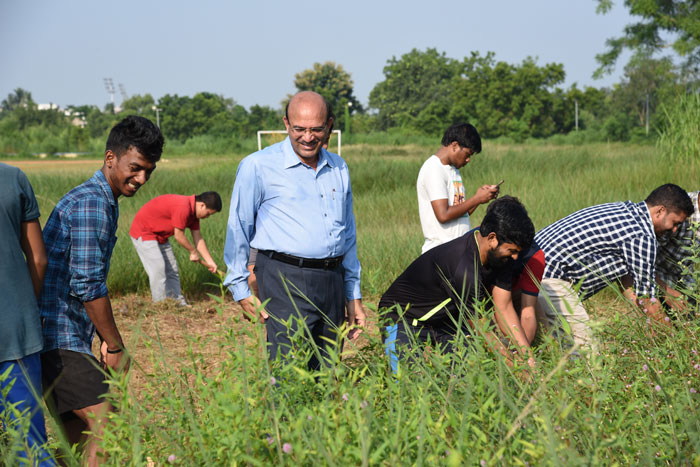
left=224, top=91, right=365, bottom=370
left=39, top=116, right=163, bottom=465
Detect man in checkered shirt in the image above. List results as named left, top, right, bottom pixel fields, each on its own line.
left=534, top=184, right=693, bottom=348
left=656, top=191, right=700, bottom=312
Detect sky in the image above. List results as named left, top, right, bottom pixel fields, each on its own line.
left=0, top=0, right=635, bottom=110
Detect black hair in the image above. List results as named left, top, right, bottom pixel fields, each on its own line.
left=285, top=93, right=333, bottom=124
left=106, top=115, right=164, bottom=163
left=645, top=183, right=694, bottom=216
left=195, top=191, right=222, bottom=212
left=441, top=123, right=482, bottom=154
left=480, top=196, right=534, bottom=250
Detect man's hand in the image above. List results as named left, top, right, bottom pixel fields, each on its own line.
left=473, top=184, right=499, bottom=205
left=100, top=341, right=129, bottom=373
left=189, top=250, right=200, bottom=263
left=239, top=295, right=269, bottom=322
left=346, top=299, right=366, bottom=340
left=205, top=260, right=218, bottom=274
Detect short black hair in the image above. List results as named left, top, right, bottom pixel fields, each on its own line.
left=441, top=123, right=482, bottom=154
left=285, top=95, right=333, bottom=124
left=195, top=191, right=222, bottom=212
left=645, top=184, right=694, bottom=217
left=480, top=196, right=534, bottom=250
left=106, top=115, right=164, bottom=163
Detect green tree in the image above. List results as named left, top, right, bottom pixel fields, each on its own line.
left=594, top=0, right=700, bottom=76
left=449, top=52, right=566, bottom=140
left=121, top=93, right=157, bottom=118
left=1, top=88, right=35, bottom=112
left=369, top=48, right=461, bottom=132
left=291, top=62, right=362, bottom=130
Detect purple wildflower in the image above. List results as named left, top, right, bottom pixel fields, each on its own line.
left=307, top=415, right=313, bottom=421
left=168, top=455, right=177, bottom=464
left=266, top=436, right=274, bottom=446
left=691, top=388, right=697, bottom=394
left=342, top=393, right=349, bottom=401
left=270, top=376, right=277, bottom=385
left=650, top=297, right=657, bottom=303
left=694, top=364, right=700, bottom=370
left=655, top=385, right=661, bottom=392
left=283, top=443, right=292, bottom=454
left=481, top=460, right=487, bottom=467
left=642, top=364, right=648, bottom=371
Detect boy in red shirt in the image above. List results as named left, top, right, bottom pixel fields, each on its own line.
left=130, top=192, right=221, bottom=306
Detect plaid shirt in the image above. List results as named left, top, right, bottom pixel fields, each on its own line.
left=39, top=170, right=119, bottom=355
left=656, top=191, right=700, bottom=290
left=535, top=201, right=657, bottom=300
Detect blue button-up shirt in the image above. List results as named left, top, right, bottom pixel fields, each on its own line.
left=39, top=170, right=119, bottom=355
left=224, top=137, right=361, bottom=302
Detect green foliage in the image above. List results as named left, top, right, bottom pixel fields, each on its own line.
left=594, top=0, right=700, bottom=76
left=369, top=48, right=461, bottom=132
left=291, top=61, right=362, bottom=130
left=658, top=92, right=700, bottom=164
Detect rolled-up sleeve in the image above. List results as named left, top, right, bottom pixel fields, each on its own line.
left=624, top=235, right=657, bottom=298
left=224, top=158, right=261, bottom=301
left=341, top=178, right=362, bottom=301
left=69, top=198, right=110, bottom=302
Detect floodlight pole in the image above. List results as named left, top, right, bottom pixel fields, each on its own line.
left=152, top=106, right=162, bottom=128
left=575, top=100, right=579, bottom=131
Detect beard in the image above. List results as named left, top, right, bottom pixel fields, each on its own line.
left=486, top=248, right=511, bottom=270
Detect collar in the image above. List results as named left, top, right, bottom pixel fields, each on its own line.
left=638, top=201, right=656, bottom=238
left=282, top=137, right=333, bottom=170
left=93, top=170, right=118, bottom=207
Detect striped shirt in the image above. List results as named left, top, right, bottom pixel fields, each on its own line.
left=39, top=170, right=119, bottom=355
left=535, top=201, right=657, bottom=300
left=656, top=191, right=700, bottom=290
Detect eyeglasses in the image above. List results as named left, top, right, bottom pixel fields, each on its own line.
left=289, top=124, right=328, bottom=137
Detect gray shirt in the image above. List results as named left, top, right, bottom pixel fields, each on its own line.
left=0, top=163, right=43, bottom=361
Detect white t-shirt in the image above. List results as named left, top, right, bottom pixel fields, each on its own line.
left=417, top=155, right=470, bottom=253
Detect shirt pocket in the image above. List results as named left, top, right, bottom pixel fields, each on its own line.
left=331, top=190, right=347, bottom=225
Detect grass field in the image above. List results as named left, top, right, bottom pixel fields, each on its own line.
left=2, top=141, right=700, bottom=465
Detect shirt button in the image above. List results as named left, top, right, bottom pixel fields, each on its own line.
left=324, top=214, right=327, bottom=217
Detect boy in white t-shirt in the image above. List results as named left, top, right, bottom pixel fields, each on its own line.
left=417, top=123, right=499, bottom=253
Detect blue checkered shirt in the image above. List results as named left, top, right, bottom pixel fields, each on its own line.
left=656, top=191, right=700, bottom=290
left=39, top=170, right=119, bottom=355
left=535, top=201, right=657, bottom=300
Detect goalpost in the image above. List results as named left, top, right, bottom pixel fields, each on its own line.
left=257, top=130, right=342, bottom=156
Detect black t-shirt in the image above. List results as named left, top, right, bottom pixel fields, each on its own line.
left=379, top=229, right=513, bottom=325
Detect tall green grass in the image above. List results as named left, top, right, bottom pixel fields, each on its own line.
left=4, top=140, right=700, bottom=464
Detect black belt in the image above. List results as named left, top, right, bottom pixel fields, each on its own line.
left=259, top=250, right=343, bottom=269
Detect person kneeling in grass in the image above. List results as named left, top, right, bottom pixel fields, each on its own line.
left=39, top=116, right=163, bottom=466
left=655, top=190, right=700, bottom=315
left=379, top=196, right=535, bottom=374
left=129, top=191, right=222, bottom=307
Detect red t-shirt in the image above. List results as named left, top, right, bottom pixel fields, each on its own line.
left=512, top=248, right=545, bottom=296
left=129, top=194, right=199, bottom=244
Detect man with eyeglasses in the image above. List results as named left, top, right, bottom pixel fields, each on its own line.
left=224, top=91, right=365, bottom=370
left=417, top=123, right=500, bottom=254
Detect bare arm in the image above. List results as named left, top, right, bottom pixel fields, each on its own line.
left=492, top=286, right=535, bottom=367
left=19, top=219, right=47, bottom=298
left=430, top=185, right=499, bottom=223
left=191, top=229, right=217, bottom=273
left=519, top=294, right=538, bottom=345
left=83, top=296, right=128, bottom=371
left=173, top=227, right=199, bottom=262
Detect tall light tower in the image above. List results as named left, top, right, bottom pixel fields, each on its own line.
left=104, top=78, right=115, bottom=113
left=119, top=83, right=129, bottom=103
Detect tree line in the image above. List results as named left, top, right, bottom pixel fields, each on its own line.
left=1, top=48, right=697, bottom=155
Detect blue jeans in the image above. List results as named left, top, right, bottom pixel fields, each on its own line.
left=0, top=352, right=56, bottom=466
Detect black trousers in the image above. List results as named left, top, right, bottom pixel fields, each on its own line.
left=255, top=252, right=345, bottom=370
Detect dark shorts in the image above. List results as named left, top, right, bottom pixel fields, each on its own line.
left=41, top=349, right=109, bottom=417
